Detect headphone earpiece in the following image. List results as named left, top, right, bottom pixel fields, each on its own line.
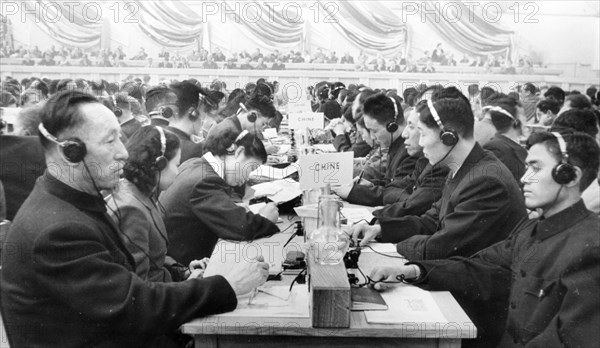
left=160, top=106, right=173, bottom=119
left=247, top=112, right=257, bottom=123
left=38, top=123, right=87, bottom=163
left=386, top=96, right=399, bottom=133
left=154, top=126, right=168, bottom=171
left=428, top=99, right=458, bottom=146
left=550, top=132, right=576, bottom=185
left=62, top=139, right=87, bottom=163
left=112, top=95, right=123, bottom=117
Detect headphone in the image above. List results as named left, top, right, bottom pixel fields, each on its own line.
left=386, top=97, right=399, bottom=133
left=154, top=126, right=168, bottom=171
left=112, top=95, right=123, bottom=117
left=148, top=105, right=174, bottom=120
left=226, top=130, right=249, bottom=154
left=239, top=102, right=257, bottom=123
left=482, top=105, right=518, bottom=126
left=38, top=123, right=87, bottom=163
left=550, top=132, right=576, bottom=185
left=428, top=99, right=458, bottom=146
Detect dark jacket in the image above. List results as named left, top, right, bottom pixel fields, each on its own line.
left=165, top=126, right=204, bottom=163
left=160, top=156, right=279, bottom=264
left=412, top=200, right=599, bottom=347
left=379, top=143, right=527, bottom=260
left=0, top=174, right=237, bottom=348
left=374, top=155, right=450, bottom=216
left=0, top=135, right=46, bottom=220
left=317, top=99, right=342, bottom=120
left=107, top=179, right=172, bottom=282
left=346, top=136, right=419, bottom=206
left=333, top=133, right=372, bottom=158
left=483, top=134, right=527, bottom=185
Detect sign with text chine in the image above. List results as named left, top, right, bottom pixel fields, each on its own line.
left=288, top=112, right=325, bottom=130
left=298, top=152, right=353, bottom=190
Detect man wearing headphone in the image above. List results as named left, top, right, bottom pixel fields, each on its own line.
left=352, top=96, right=526, bottom=260
left=0, top=91, right=269, bottom=347
left=112, top=92, right=141, bottom=140
left=333, top=93, right=419, bottom=206
left=369, top=131, right=600, bottom=347
left=145, top=85, right=179, bottom=127
left=205, top=91, right=277, bottom=142
left=166, top=80, right=207, bottom=163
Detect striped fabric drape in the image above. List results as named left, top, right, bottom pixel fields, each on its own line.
left=134, top=1, right=203, bottom=48
left=23, top=0, right=102, bottom=48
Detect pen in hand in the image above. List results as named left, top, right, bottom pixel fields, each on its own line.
left=355, top=169, right=365, bottom=186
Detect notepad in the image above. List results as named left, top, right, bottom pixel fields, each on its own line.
left=251, top=179, right=302, bottom=204
left=351, top=287, right=388, bottom=311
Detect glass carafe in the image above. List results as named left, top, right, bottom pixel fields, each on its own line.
left=309, top=195, right=349, bottom=265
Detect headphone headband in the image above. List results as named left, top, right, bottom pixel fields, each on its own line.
left=427, top=99, right=443, bottom=129
left=235, top=129, right=250, bottom=143
left=38, top=123, right=87, bottom=163
left=389, top=96, right=398, bottom=119
left=156, top=126, right=166, bottom=157
left=482, top=105, right=515, bottom=120
left=551, top=131, right=569, bottom=164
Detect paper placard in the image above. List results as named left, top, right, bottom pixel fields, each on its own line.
left=298, top=152, right=353, bottom=190
left=287, top=101, right=312, bottom=113
left=262, top=128, right=278, bottom=139
left=288, top=112, right=324, bottom=130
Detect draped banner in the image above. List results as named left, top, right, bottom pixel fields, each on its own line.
left=418, top=1, right=514, bottom=56
left=320, top=1, right=408, bottom=57
left=23, top=0, right=102, bottom=48
left=135, top=1, right=203, bottom=48
left=223, top=1, right=304, bottom=49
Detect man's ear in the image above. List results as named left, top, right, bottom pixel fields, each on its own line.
left=234, top=145, right=245, bottom=158
left=565, top=166, right=583, bottom=188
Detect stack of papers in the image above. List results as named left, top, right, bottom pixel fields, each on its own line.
left=226, top=285, right=310, bottom=319
left=341, top=207, right=374, bottom=225
left=250, top=164, right=299, bottom=181
left=251, top=179, right=302, bottom=204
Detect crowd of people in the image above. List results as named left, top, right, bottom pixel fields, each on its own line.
left=0, top=70, right=599, bottom=347
left=2, top=42, right=542, bottom=74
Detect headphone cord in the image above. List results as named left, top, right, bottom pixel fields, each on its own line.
left=432, top=142, right=458, bottom=169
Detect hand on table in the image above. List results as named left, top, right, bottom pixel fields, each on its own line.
left=350, top=222, right=381, bottom=246
left=369, top=264, right=421, bottom=291
left=259, top=202, right=279, bottom=223
left=332, top=184, right=352, bottom=200
left=187, top=257, right=210, bottom=279
left=221, top=255, right=269, bottom=296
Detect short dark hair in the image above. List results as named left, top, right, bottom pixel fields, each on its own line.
left=120, top=80, right=144, bottom=104
left=480, top=86, right=497, bottom=105
left=432, top=86, right=471, bottom=108
left=29, top=79, right=49, bottom=98
left=585, top=86, right=597, bottom=101
left=536, top=99, right=560, bottom=115
left=403, top=87, right=419, bottom=107
left=544, top=86, right=565, bottom=104
left=145, top=85, right=177, bottom=113
left=485, top=97, right=519, bottom=133
left=523, top=82, right=537, bottom=94
left=417, top=98, right=474, bottom=139
left=170, top=80, right=201, bottom=118
left=204, top=129, right=267, bottom=163
left=123, top=126, right=181, bottom=195
left=550, top=109, right=599, bottom=138
left=526, top=131, right=600, bottom=191
left=363, top=93, right=405, bottom=126
left=565, top=94, right=592, bottom=110
left=244, top=93, right=276, bottom=119
left=467, top=84, right=479, bottom=97
left=38, top=90, right=99, bottom=149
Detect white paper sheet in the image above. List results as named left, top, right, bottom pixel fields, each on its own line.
left=365, top=285, right=448, bottom=325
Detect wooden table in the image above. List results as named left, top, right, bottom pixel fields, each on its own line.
left=180, top=219, right=477, bottom=348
